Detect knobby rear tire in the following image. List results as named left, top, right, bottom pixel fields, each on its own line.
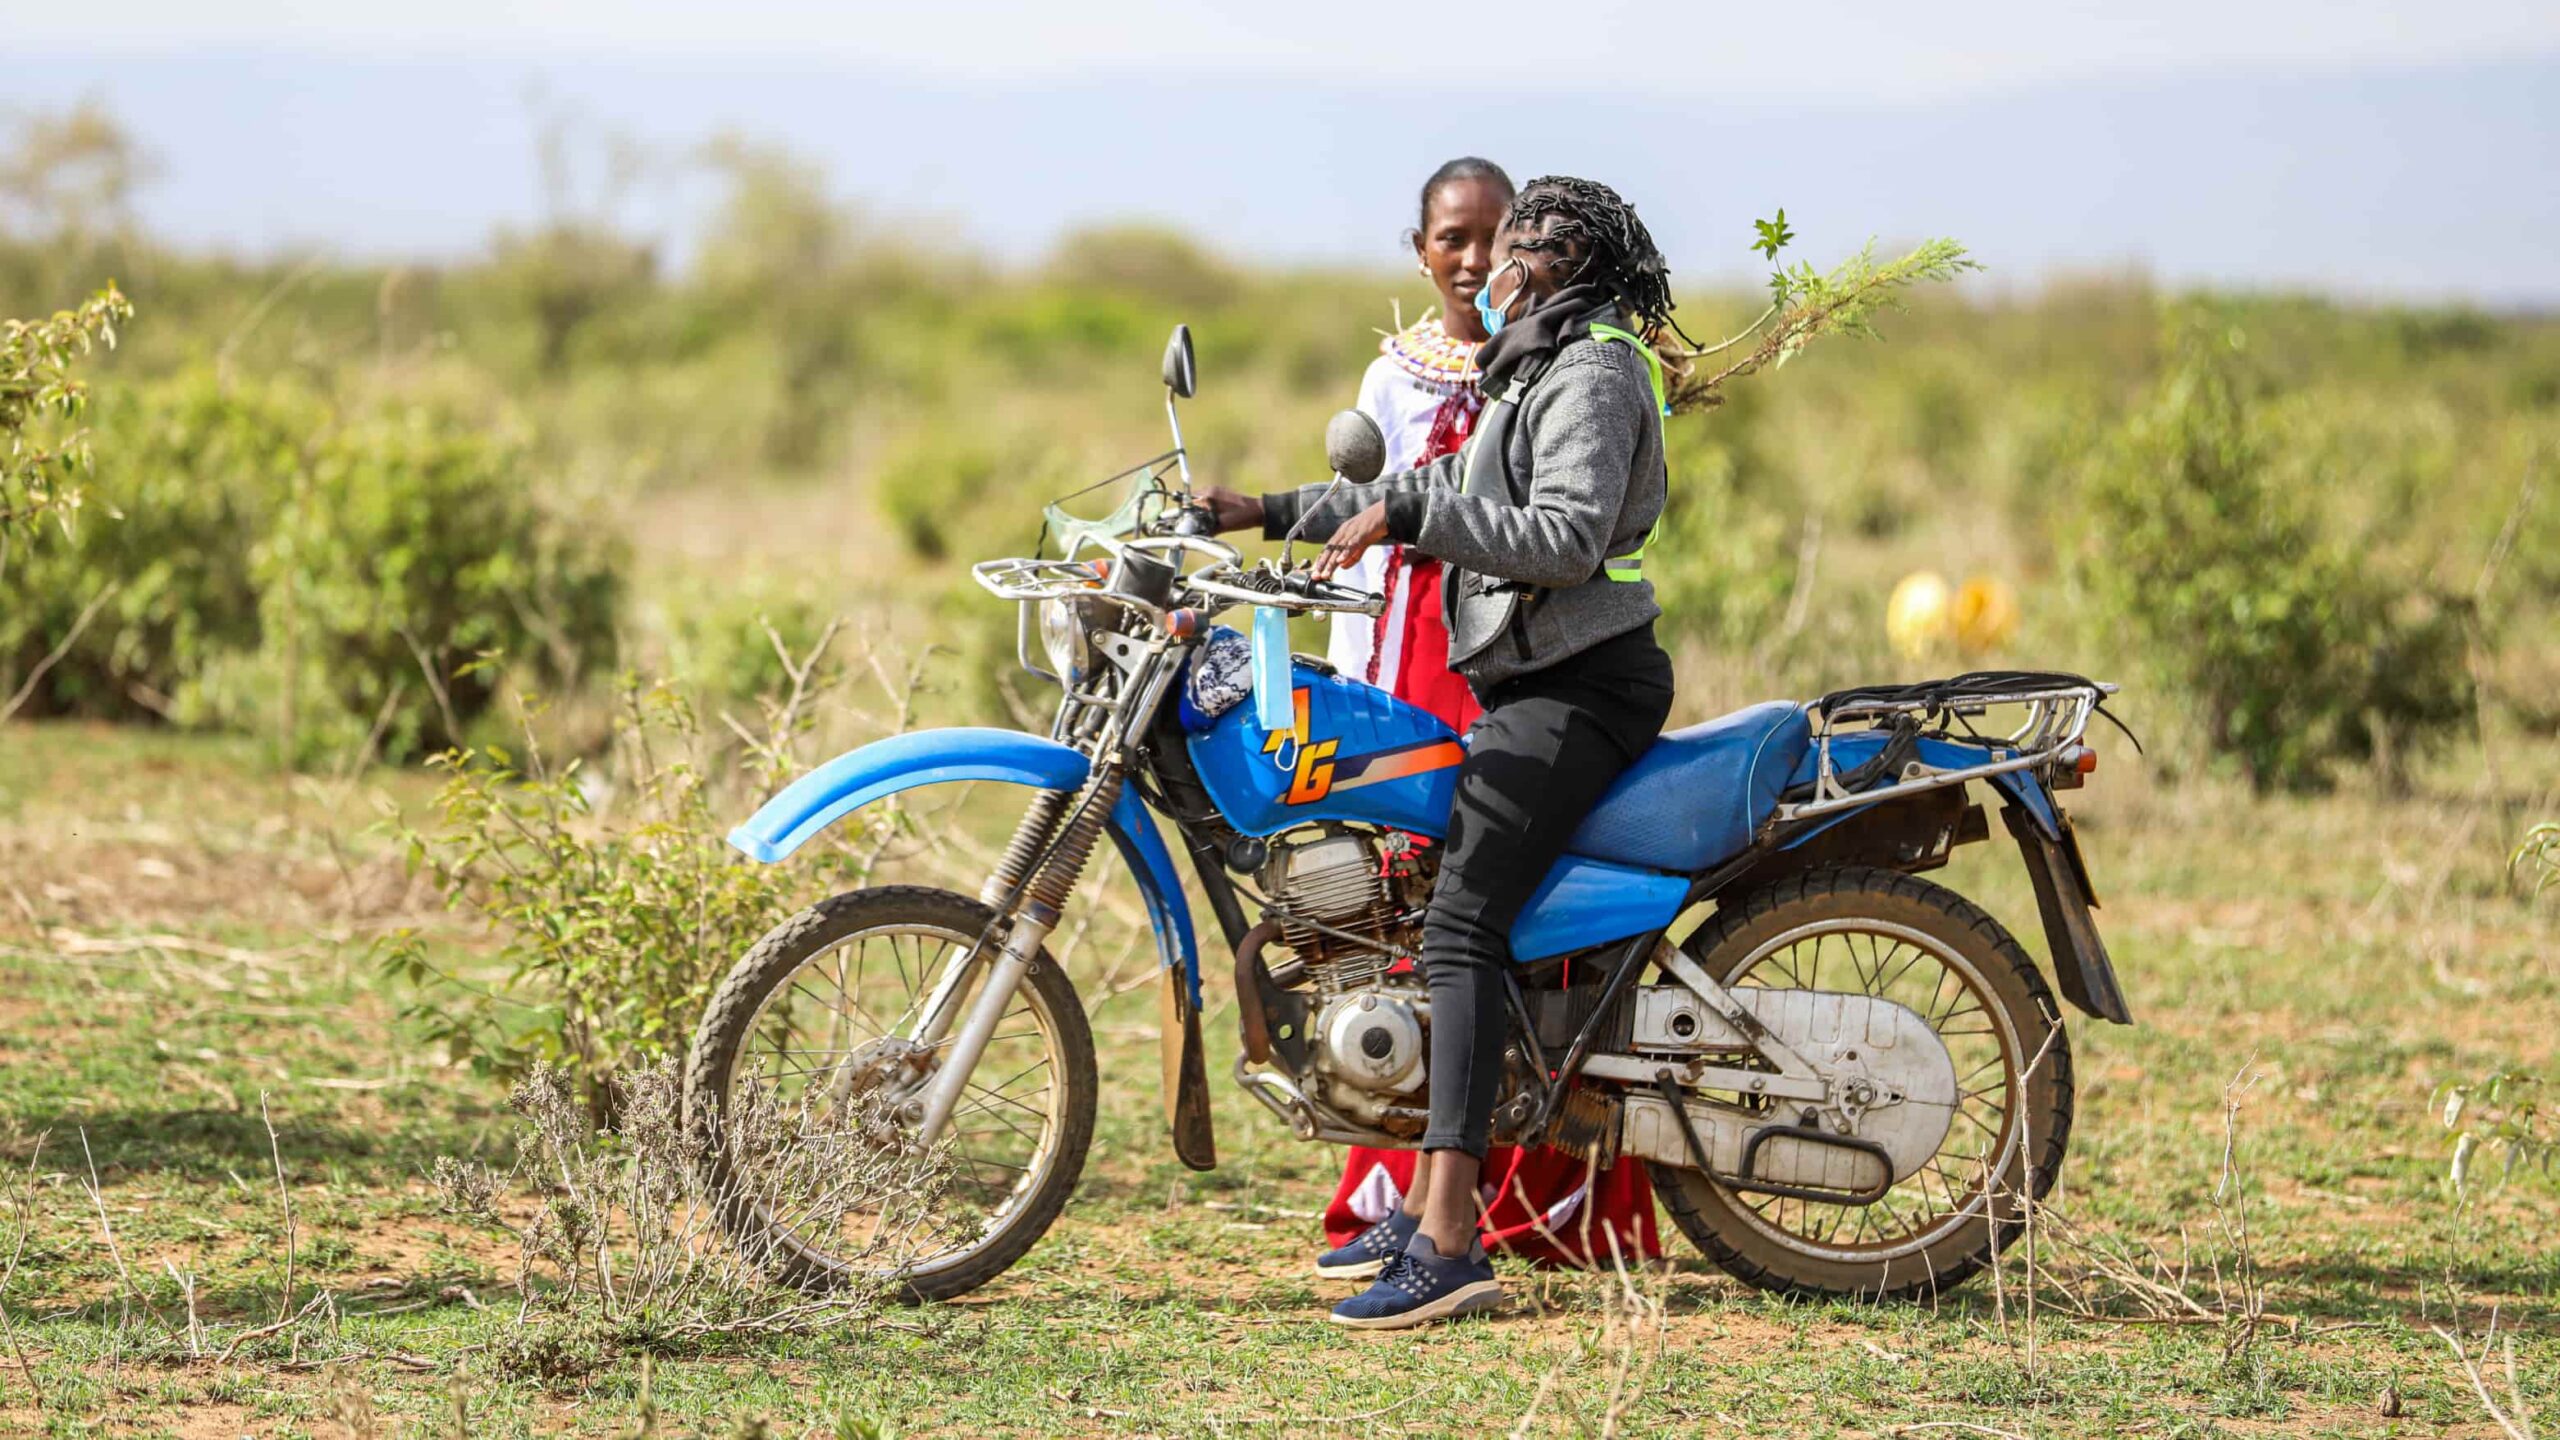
left=684, top=885, right=1098, bottom=1303
left=1651, top=865, right=2074, bottom=1300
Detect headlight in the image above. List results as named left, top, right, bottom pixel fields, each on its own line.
left=1038, top=597, right=1094, bottom=682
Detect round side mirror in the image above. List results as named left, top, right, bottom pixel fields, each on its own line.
left=1323, top=409, right=1386, bottom=483
left=1161, top=324, right=1197, bottom=399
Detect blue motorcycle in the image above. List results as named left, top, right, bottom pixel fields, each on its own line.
left=687, top=327, right=2131, bottom=1302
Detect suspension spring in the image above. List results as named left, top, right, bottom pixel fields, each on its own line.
left=1023, top=773, right=1124, bottom=919
left=981, top=788, right=1072, bottom=908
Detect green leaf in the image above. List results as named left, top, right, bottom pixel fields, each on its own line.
left=1751, top=209, right=1794, bottom=262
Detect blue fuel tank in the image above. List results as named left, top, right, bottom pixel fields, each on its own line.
left=1186, top=661, right=1465, bottom=838
left=1184, top=658, right=1693, bottom=963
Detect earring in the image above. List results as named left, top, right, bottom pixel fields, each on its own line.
left=1417, top=262, right=1430, bottom=277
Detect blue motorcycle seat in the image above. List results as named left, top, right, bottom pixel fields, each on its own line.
left=1565, top=700, right=1813, bottom=873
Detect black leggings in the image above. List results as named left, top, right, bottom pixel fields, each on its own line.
left=1422, top=623, right=1674, bottom=1156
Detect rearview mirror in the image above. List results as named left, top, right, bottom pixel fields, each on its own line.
left=1323, top=409, right=1386, bottom=483
left=1161, top=324, right=1197, bottom=399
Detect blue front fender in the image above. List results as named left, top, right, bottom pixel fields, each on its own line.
left=729, top=727, right=1200, bottom=1003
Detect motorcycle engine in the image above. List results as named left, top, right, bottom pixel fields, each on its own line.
left=1258, top=828, right=1434, bottom=1135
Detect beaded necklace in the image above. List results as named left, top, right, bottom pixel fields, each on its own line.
left=1380, top=315, right=1483, bottom=387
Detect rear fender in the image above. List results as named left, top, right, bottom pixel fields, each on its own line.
left=2000, top=801, right=2132, bottom=1024
left=1779, top=732, right=2128, bottom=1025
left=727, top=726, right=1201, bottom=1006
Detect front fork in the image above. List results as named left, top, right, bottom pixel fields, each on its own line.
left=900, top=774, right=1120, bottom=1147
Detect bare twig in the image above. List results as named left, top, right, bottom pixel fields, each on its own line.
left=262, top=1092, right=298, bottom=1324
left=0, top=1138, right=48, bottom=1411
left=2210, top=1061, right=2267, bottom=1359
left=77, top=1129, right=144, bottom=1313
left=214, top=1291, right=333, bottom=1365
left=2434, top=1313, right=2541, bottom=1440
left=165, top=1261, right=205, bottom=1358
left=396, top=626, right=464, bottom=748
left=1, top=580, right=119, bottom=722
left=214, top=253, right=330, bottom=381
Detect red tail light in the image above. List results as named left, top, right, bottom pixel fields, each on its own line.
left=2049, top=744, right=2097, bottom=788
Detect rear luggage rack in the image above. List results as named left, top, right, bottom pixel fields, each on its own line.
left=1780, top=671, right=2124, bottom=821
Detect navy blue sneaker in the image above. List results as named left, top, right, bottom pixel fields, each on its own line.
left=1328, top=1233, right=1502, bottom=1330
left=1315, top=1208, right=1419, bottom=1280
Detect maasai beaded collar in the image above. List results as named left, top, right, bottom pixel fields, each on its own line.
left=1380, top=316, right=1482, bottom=387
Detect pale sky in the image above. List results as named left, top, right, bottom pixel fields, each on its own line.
left=19, top=0, right=2560, bottom=103
left=8, top=1, right=2559, bottom=301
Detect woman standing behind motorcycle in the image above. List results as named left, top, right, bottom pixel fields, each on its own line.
left=1325, top=157, right=1507, bottom=721
left=1315, top=158, right=1668, bottom=1290
left=1204, top=175, right=1681, bottom=1328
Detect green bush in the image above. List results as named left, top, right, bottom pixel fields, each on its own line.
left=0, top=369, right=622, bottom=761
left=0, top=370, right=309, bottom=720
left=389, top=676, right=873, bottom=1116
left=647, top=573, right=844, bottom=711
left=252, top=403, right=624, bottom=761
left=874, top=432, right=1009, bottom=560
left=2081, top=313, right=2471, bottom=791
left=1651, top=409, right=1796, bottom=653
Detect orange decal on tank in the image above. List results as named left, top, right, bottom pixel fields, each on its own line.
left=1262, top=686, right=1463, bottom=807
left=1332, top=739, right=1466, bottom=791
left=1285, top=740, right=1340, bottom=804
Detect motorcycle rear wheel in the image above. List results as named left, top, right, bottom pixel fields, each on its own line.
left=1652, top=865, right=2074, bottom=1299
left=684, top=885, right=1097, bottom=1303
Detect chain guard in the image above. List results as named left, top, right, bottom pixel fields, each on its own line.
left=1620, top=989, right=1960, bottom=1201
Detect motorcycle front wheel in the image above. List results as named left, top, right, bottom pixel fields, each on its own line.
left=684, top=885, right=1097, bottom=1302
left=1652, top=864, right=2075, bottom=1300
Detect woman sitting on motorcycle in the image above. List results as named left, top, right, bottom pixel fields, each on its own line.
left=1204, top=174, right=1681, bottom=1329
left=1316, top=156, right=1669, bottom=1285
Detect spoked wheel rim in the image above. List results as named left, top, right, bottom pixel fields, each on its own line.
left=722, top=919, right=1067, bottom=1284
left=1713, top=917, right=2033, bottom=1263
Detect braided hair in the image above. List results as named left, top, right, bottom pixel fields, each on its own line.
left=1505, top=176, right=1687, bottom=345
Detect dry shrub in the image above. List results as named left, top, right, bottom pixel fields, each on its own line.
left=1985, top=1063, right=2280, bottom=1373
left=432, top=1059, right=950, bottom=1362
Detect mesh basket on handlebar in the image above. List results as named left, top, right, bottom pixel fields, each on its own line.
left=1179, top=626, right=1252, bottom=732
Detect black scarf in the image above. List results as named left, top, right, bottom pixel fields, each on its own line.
left=1473, top=282, right=1625, bottom=400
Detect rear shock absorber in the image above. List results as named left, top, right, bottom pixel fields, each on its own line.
left=981, top=788, right=1072, bottom=908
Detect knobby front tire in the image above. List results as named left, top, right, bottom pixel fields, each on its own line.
left=684, top=886, right=1098, bottom=1303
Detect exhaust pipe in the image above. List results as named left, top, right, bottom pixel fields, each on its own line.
left=1231, top=917, right=1285, bottom=1063
left=1233, top=1055, right=1318, bottom=1140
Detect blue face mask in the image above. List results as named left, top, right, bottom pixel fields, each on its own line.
left=1474, top=262, right=1517, bottom=337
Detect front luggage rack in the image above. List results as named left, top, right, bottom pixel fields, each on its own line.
left=1779, top=670, right=2122, bottom=821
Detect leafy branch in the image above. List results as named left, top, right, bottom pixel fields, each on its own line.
left=1667, top=215, right=1974, bottom=412
left=2439, top=1071, right=2550, bottom=1197
left=2512, top=821, right=2559, bottom=899
left=0, top=283, right=133, bottom=537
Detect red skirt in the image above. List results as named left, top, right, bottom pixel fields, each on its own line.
left=1323, top=1142, right=1662, bottom=1268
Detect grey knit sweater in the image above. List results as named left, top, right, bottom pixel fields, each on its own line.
left=1263, top=336, right=1666, bottom=693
